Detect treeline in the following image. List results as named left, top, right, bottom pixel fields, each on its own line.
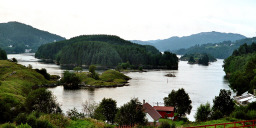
left=36, top=35, right=178, bottom=69
left=0, top=47, right=7, bottom=60
left=174, top=37, right=256, bottom=59
left=223, top=43, right=256, bottom=95
left=0, top=22, right=65, bottom=53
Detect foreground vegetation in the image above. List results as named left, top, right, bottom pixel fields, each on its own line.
left=36, top=35, right=178, bottom=69
left=223, top=43, right=256, bottom=95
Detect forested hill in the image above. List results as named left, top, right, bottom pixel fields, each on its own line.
left=35, top=35, right=178, bottom=69
left=131, top=31, right=246, bottom=51
left=223, top=43, right=256, bottom=95
left=174, top=37, right=256, bottom=59
left=0, top=21, right=65, bottom=53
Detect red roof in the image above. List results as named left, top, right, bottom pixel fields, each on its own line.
left=143, top=103, right=162, bottom=121
left=153, top=106, right=174, bottom=112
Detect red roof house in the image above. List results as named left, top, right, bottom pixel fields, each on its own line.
left=143, top=103, right=162, bottom=122
left=153, top=106, right=175, bottom=120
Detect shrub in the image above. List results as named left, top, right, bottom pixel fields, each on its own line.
left=36, top=120, right=54, bottom=128
left=39, top=114, right=70, bottom=128
left=26, top=115, right=37, bottom=128
left=195, top=103, right=211, bottom=122
left=159, top=121, right=171, bottom=128
left=67, top=108, right=85, bottom=120
left=211, top=110, right=223, bottom=120
left=17, top=123, right=32, bottom=128
left=25, top=88, right=62, bottom=114
left=232, top=110, right=248, bottom=119
left=15, top=113, right=28, bottom=125
left=247, top=110, right=256, bottom=120
left=2, top=123, right=16, bottom=128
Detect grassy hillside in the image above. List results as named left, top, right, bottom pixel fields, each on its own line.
left=0, top=60, right=48, bottom=103
left=36, top=35, right=178, bottom=69
left=0, top=21, right=65, bottom=53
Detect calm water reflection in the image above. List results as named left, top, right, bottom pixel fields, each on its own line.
left=8, top=53, right=231, bottom=121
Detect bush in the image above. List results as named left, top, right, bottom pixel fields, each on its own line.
left=2, top=123, right=16, bottom=128
left=39, top=114, right=70, bottom=128
left=17, top=123, right=32, bottom=128
left=195, top=103, right=211, bottom=122
left=247, top=110, right=256, bottom=120
left=25, top=88, right=62, bottom=114
left=36, top=120, right=54, bottom=128
left=26, top=115, right=37, bottom=128
left=67, top=108, right=85, bottom=120
left=15, top=113, right=28, bottom=125
left=211, top=110, right=223, bottom=120
left=159, top=121, right=171, bottom=128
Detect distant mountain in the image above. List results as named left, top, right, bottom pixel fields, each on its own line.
left=0, top=21, right=65, bottom=53
left=131, top=31, right=246, bottom=51
left=174, top=37, right=256, bottom=59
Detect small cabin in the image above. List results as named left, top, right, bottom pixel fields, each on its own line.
left=153, top=106, right=175, bottom=120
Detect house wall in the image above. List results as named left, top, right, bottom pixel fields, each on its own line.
left=157, top=111, right=174, bottom=118
left=145, top=113, right=157, bottom=122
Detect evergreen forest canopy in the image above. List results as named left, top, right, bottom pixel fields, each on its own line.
left=36, top=35, right=178, bottom=69
left=223, top=43, right=256, bottom=95
left=175, top=37, right=256, bottom=59
left=0, top=47, right=7, bottom=60
left=0, top=21, right=65, bottom=53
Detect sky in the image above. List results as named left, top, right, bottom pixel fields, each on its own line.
left=1, top=0, right=256, bottom=40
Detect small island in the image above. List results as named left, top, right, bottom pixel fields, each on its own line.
left=61, top=65, right=131, bottom=89
left=180, top=53, right=217, bottom=66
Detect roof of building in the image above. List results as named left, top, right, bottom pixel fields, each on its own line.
left=153, top=106, right=174, bottom=112
left=143, top=103, right=162, bottom=121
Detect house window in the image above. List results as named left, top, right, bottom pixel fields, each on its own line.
left=166, top=111, right=171, bottom=114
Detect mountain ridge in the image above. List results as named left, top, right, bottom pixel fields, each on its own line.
left=131, top=31, right=246, bottom=51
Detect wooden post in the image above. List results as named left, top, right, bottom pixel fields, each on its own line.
left=224, top=124, right=225, bottom=128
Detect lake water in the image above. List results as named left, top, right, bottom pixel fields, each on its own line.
left=8, top=53, right=232, bottom=121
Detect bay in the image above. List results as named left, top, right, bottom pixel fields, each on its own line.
left=7, top=53, right=231, bottom=121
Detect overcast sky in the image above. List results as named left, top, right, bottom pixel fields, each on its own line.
left=1, top=0, right=256, bottom=40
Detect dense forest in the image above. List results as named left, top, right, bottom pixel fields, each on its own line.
left=223, top=43, right=256, bottom=95
left=175, top=37, right=256, bottom=59
left=0, top=21, right=65, bottom=53
left=0, top=48, right=7, bottom=60
left=131, top=31, right=246, bottom=51
left=36, top=35, right=178, bottom=69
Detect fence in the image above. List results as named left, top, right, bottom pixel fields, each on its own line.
left=185, top=120, right=256, bottom=128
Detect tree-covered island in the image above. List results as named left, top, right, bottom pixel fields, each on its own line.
left=35, top=35, right=178, bottom=70
left=180, top=53, right=216, bottom=65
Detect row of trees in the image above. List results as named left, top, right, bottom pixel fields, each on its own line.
left=36, top=35, right=178, bottom=69
left=223, top=43, right=256, bottom=95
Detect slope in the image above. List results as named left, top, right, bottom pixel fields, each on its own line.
left=0, top=21, right=65, bottom=53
